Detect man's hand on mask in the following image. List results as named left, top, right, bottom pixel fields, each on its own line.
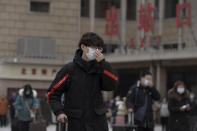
left=94, top=50, right=104, bottom=62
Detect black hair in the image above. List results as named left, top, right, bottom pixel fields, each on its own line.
left=139, top=70, right=152, bottom=78
left=78, top=32, right=104, bottom=48
left=23, top=84, right=33, bottom=98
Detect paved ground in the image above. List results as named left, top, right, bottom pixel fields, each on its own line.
left=0, top=124, right=162, bottom=131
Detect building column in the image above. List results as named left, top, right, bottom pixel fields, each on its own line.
left=178, top=0, right=184, bottom=50
left=149, top=63, right=156, bottom=86
left=120, top=0, right=127, bottom=47
left=159, top=0, right=165, bottom=38
left=78, top=1, right=81, bottom=40
left=136, top=0, right=145, bottom=50
left=136, top=0, right=141, bottom=49
left=90, top=0, right=95, bottom=32
left=148, top=0, right=155, bottom=50
left=156, top=63, right=167, bottom=98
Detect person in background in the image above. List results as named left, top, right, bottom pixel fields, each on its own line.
left=168, top=81, right=191, bottom=131
left=123, top=97, right=129, bottom=124
left=0, top=94, right=9, bottom=127
left=9, top=92, right=17, bottom=123
left=40, top=93, right=52, bottom=126
left=126, top=70, right=161, bottom=131
left=14, top=84, right=39, bottom=131
left=110, top=98, right=117, bottom=124
left=188, top=92, right=197, bottom=131
left=160, top=97, right=169, bottom=131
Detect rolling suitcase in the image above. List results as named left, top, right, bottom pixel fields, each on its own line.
left=56, top=118, right=68, bottom=131
left=112, top=112, right=137, bottom=131
left=29, top=108, right=47, bottom=131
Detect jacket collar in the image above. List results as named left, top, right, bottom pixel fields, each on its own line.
left=73, top=49, right=101, bottom=74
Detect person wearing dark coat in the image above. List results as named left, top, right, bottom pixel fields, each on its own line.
left=126, top=71, right=160, bottom=131
left=168, top=81, right=191, bottom=131
left=9, top=92, right=17, bottom=122
left=47, top=32, right=118, bottom=131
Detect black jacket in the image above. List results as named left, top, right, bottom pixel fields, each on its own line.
left=126, top=82, right=160, bottom=128
left=47, top=49, right=118, bottom=131
left=168, top=88, right=190, bottom=131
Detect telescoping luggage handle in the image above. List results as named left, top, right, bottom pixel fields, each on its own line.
left=128, top=112, right=137, bottom=131
left=57, top=118, right=68, bottom=131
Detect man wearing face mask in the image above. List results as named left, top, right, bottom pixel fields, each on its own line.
left=47, top=32, right=118, bottom=131
left=126, top=71, right=160, bottom=131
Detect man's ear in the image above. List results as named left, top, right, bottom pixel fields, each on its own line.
left=81, top=44, right=86, bottom=50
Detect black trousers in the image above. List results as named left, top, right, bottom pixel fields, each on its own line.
left=0, top=115, right=7, bottom=127
left=161, top=117, right=168, bottom=131
left=136, top=127, right=154, bottom=131
left=19, top=120, right=31, bottom=131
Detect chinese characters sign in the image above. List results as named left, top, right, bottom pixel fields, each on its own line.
left=105, top=6, right=119, bottom=35
left=138, top=3, right=154, bottom=32
left=21, top=68, right=57, bottom=76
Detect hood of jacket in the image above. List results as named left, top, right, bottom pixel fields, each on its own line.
left=168, top=87, right=189, bottom=101
left=19, top=88, right=37, bottom=98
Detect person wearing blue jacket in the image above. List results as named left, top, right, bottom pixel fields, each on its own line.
left=14, top=84, right=39, bottom=131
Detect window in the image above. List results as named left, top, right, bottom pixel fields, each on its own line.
left=81, top=0, right=89, bottom=17
left=165, top=0, right=179, bottom=18
left=102, top=43, right=119, bottom=54
left=30, top=1, right=50, bottom=13
left=127, top=0, right=136, bottom=20
left=95, top=0, right=120, bottom=18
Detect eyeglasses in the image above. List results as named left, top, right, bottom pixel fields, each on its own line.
left=96, top=47, right=103, bottom=52
left=88, top=47, right=103, bottom=52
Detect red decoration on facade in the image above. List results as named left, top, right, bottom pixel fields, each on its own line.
left=138, top=4, right=146, bottom=31
left=140, top=38, right=145, bottom=48
left=176, top=3, right=190, bottom=27
left=138, top=3, right=154, bottom=32
left=105, top=6, right=119, bottom=35
left=145, top=3, right=154, bottom=32
left=52, top=69, right=57, bottom=75
left=42, top=69, right=47, bottom=75
left=21, top=68, right=26, bottom=75
left=32, top=68, right=36, bottom=75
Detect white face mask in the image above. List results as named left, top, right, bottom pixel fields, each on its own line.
left=177, top=88, right=185, bottom=94
left=86, top=47, right=96, bottom=60
left=144, top=79, right=149, bottom=87
left=190, top=94, right=194, bottom=99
